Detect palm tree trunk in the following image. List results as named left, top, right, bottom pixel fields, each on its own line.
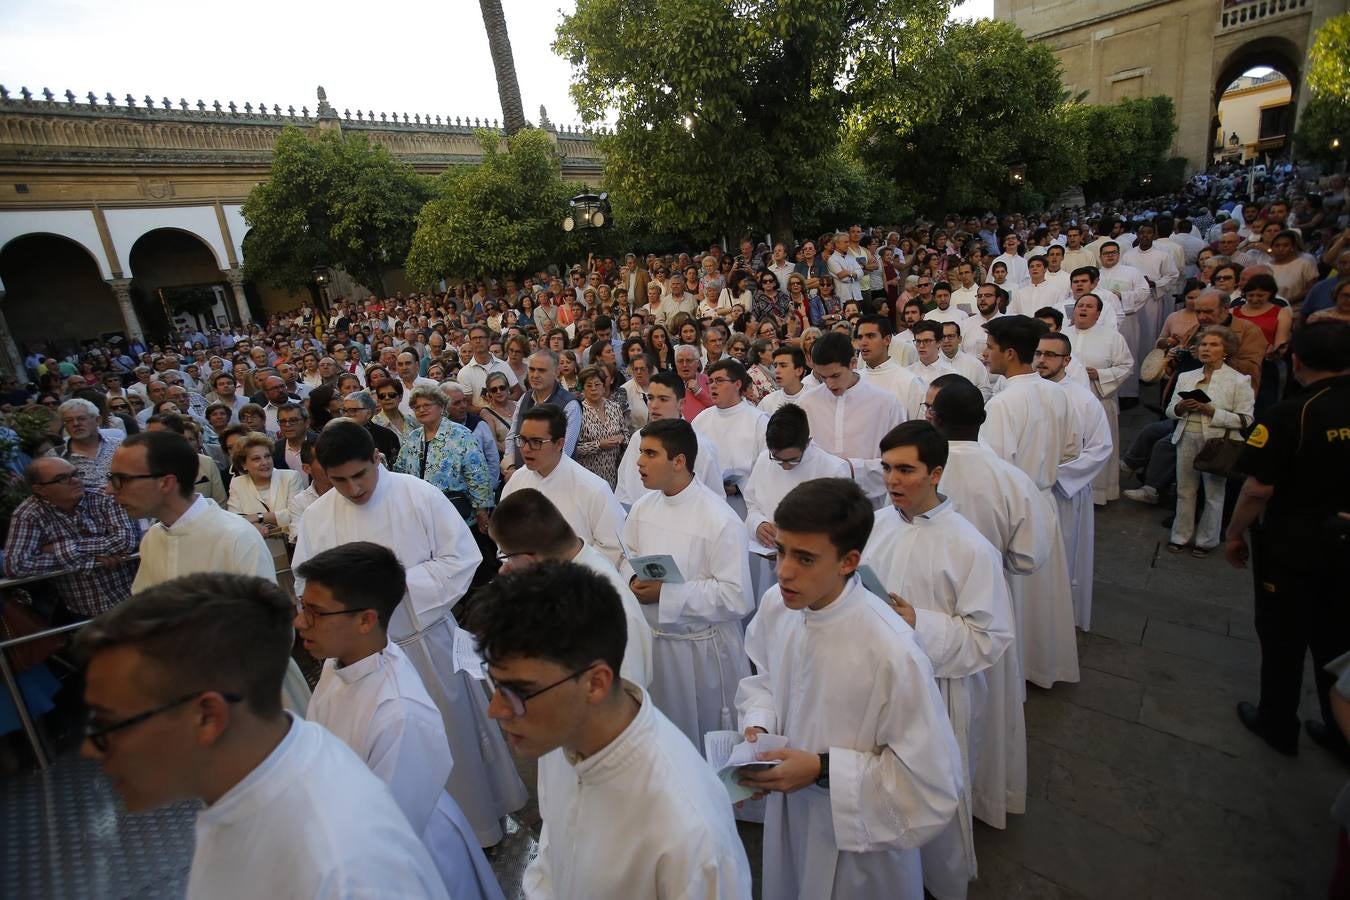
left=479, top=0, right=527, bottom=135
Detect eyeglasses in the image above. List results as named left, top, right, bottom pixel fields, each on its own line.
left=107, top=471, right=164, bottom=490
left=768, top=452, right=803, bottom=469
left=917, top=282, right=932, bottom=288
left=277, top=417, right=305, bottom=427
left=34, top=471, right=80, bottom=486
left=919, top=402, right=933, bottom=419
left=85, top=690, right=242, bottom=753
left=485, top=385, right=508, bottom=393
left=294, top=602, right=374, bottom=627
left=1033, top=350, right=1067, bottom=359
left=339, top=406, right=367, bottom=415
left=913, top=338, right=937, bottom=347
left=518, top=436, right=558, bottom=451
left=486, top=664, right=598, bottom=717
left=707, top=377, right=736, bottom=387
left=376, top=392, right=399, bottom=400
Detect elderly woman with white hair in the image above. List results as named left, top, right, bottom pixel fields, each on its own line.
left=392, top=385, right=495, bottom=532
left=1165, top=324, right=1255, bottom=557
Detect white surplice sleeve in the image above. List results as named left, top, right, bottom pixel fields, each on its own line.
left=909, top=542, right=1015, bottom=680
left=399, top=482, right=481, bottom=629
left=1056, top=394, right=1112, bottom=498
left=1090, top=332, right=1135, bottom=399
left=1002, top=483, right=1051, bottom=576
left=742, top=453, right=775, bottom=540
left=831, top=621, right=962, bottom=853
left=658, top=513, right=753, bottom=625
left=584, top=486, right=627, bottom=570
left=365, top=700, right=451, bottom=834
left=735, top=596, right=782, bottom=735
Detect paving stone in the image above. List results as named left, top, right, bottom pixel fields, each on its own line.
left=1051, top=665, right=1144, bottom=722
left=968, top=846, right=1091, bottom=900
left=1095, top=579, right=1236, bottom=639
left=1142, top=618, right=1261, bottom=670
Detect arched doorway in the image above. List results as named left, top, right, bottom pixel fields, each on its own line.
left=0, top=233, right=122, bottom=356
left=1212, top=37, right=1302, bottom=165
left=127, top=228, right=232, bottom=340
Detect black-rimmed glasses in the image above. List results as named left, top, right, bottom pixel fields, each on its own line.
left=85, top=691, right=242, bottom=753
left=768, top=452, right=804, bottom=469
left=106, top=472, right=164, bottom=490
left=486, top=664, right=598, bottom=717
left=34, top=471, right=80, bottom=486
left=294, top=602, right=373, bottom=626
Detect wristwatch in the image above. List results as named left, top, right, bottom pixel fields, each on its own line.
left=815, top=752, right=830, bottom=789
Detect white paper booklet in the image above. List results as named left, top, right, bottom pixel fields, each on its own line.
left=629, top=554, right=685, bottom=584
left=703, top=729, right=789, bottom=803
left=452, top=627, right=487, bottom=680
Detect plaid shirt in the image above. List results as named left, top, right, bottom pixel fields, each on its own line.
left=3, top=489, right=139, bottom=616
left=59, top=430, right=123, bottom=489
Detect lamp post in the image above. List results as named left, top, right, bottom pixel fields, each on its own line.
left=562, top=192, right=612, bottom=233
left=313, top=266, right=332, bottom=314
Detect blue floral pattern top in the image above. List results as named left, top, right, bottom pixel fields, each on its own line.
left=392, top=417, right=494, bottom=511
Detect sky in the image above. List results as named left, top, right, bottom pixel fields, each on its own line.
left=1, top=0, right=995, bottom=128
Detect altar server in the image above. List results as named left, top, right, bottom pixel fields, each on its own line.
left=692, top=359, right=768, bottom=519
left=1063, top=295, right=1133, bottom=504
left=615, top=371, right=723, bottom=507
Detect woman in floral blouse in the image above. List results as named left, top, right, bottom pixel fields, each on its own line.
left=392, top=385, right=494, bottom=532
left=574, top=366, right=629, bottom=489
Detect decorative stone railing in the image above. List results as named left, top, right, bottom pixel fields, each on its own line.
left=1217, top=0, right=1311, bottom=32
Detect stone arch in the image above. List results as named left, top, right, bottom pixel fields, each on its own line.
left=1212, top=35, right=1303, bottom=160
left=0, top=233, right=123, bottom=353
left=127, top=228, right=232, bottom=338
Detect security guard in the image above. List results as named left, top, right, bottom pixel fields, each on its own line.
left=1226, top=320, right=1350, bottom=758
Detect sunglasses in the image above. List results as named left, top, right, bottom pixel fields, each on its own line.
left=376, top=392, right=399, bottom=400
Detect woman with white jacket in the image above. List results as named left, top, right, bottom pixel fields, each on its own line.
left=226, top=431, right=305, bottom=541
left=1166, top=325, right=1255, bottom=556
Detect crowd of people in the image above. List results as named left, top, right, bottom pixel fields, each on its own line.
left=4, top=173, right=1350, bottom=899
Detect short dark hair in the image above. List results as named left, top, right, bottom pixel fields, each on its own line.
left=146, top=412, right=187, bottom=434
left=314, top=420, right=376, bottom=469
left=295, top=541, right=405, bottom=630
left=1070, top=266, right=1099, bottom=282
left=929, top=375, right=986, bottom=431
left=521, top=404, right=567, bottom=441
left=75, top=573, right=293, bottom=719
left=911, top=319, right=941, bottom=341
left=467, top=560, right=626, bottom=684
left=490, top=488, right=578, bottom=556
left=706, top=358, right=749, bottom=391
left=773, top=345, right=806, bottom=370
left=941, top=320, right=962, bottom=337
left=811, top=331, right=854, bottom=368
left=299, top=439, right=318, bottom=466
left=640, top=417, right=697, bottom=471
left=1041, top=331, right=1073, bottom=356
left=1035, top=306, right=1065, bottom=329
left=879, top=420, right=948, bottom=471
left=278, top=401, right=307, bottom=420
left=773, top=478, right=874, bottom=557
left=594, top=314, right=613, bottom=332
left=983, top=315, right=1046, bottom=364
left=1291, top=320, right=1350, bottom=372
left=857, top=314, right=893, bottom=338
left=649, top=370, right=685, bottom=400
left=121, top=431, right=198, bottom=499
left=1243, top=273, right=1278, bottom=296
left=765, top=404, right=810, bottom=452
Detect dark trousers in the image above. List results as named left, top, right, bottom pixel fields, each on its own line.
left=1251, top=525, right=1350, bottom=736
left=1123, top=419, right=1176, bottom=492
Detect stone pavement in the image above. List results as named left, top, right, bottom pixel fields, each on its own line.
left=485, top=403, right=1349, bottom=899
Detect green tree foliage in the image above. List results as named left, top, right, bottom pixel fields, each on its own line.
left=1296, top=13, right=1350, bottom=169
left=555, top=0, right=951, bottom=243
left=848, top=19, right=1076, bottom=214
left=1063, top=96, right=1179, bottom=201
left=242, top=127, right=431, bottom=295
left=405, top=129, right=572, bottom=287
left=1307, top=12, right=1350, bottom=105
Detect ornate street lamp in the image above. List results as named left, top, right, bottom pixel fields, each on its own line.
left=312, top=266, right=332, bottom=313
left=563, top=192, right=612, bottom=232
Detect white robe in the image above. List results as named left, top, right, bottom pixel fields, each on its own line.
left=980, top=372, right=1081, bottom=499
left=737, top=578, right=963, bottom=900
left=743, top=442, right=853, bottom=541
left=1064, top=324, right=1133, bottom=503
left=527, top=683, right=753, bottom=899
left=796, top=380, right=906, bottom=508
left=991, top=252, right=1030, bottom=287
left=1121, top=244, right=1180, bottom=349
left=501, top=454, right=627, bottom=569
left=926, top=304, right=967, bottom=324
left=292, top=470, right=527, bottom=846
left=188, top=715, right=449, bottom=900
left=958, top=313, right=1003, bottom=359
left=306, top=644, right=504, bottom=900
left=1097, top=262, right=1152, bottom=397
left=614, top=426, right=723, bottom=508
left=888, top=332, right=919, bottom=366
left=571, top=543, right=654, bottom=688
left=935, top=442, right=1056, bottom=828
left=862, top=500, right=1015, bottom=900
left=621, top=479, right=754, bottom=748
left=939, top=351, right=990, bottom=398
left=133, top=495, right=310, bottom=716
left=1052, top=376, right=1113, bottom=631
left=858, top=357, right=921, bottom=419
left=757, top=386, right=807, bottom=416
left=691, top=400, right=768, bottom=519
left=1007, top=279, right=1069, bottom=318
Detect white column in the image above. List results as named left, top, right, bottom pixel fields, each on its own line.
left=224, top=268, right=254, bottom=327
left=106, top=278, right=145, bottom=343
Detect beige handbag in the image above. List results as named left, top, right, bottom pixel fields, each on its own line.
left=1140, top=347, right=1168, bottom=384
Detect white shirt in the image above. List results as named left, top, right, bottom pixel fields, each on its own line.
left=614, top=425, right=722, bottom=508
left=526, top=684, right=753, bottom=900
left=737, top=578, right=962, bottom=900
left=501, top=455, right=627, bottom=568
left=691, top=401, right=768, bottom=489
left=980, top=372, right=1081, bottom=494
left=458, top=355, right=518, bottom=404
left=133, top=497, right=274, bottom=593
left=827, top=250, right=864, bottom=302
left=188, top=715, right=448, bottom=900
left=1008, top=279, right=1070, bottom=317
left=742, top=442, right=852, bottom=542
left=796, top=379, right=906, bottom=506
left=756, top=385, right=806, bottom=416
left=306, top=644, right=502, bottom=900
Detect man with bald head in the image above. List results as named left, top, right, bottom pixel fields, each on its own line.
left=3, top=457, right=140, bottom=618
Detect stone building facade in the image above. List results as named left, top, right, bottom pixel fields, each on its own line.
left=0, top=86, right=604, bottom=374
